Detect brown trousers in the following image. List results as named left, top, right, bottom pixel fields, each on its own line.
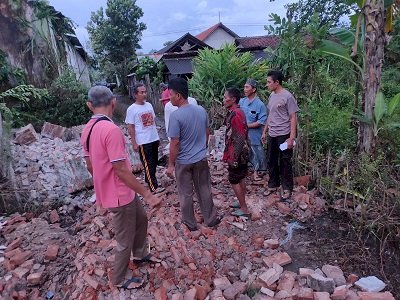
left=175, top=158, right=217, bottom=229
left=109, top=196, right=148, bottom=285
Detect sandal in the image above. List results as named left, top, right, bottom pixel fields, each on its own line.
left=264, top=188, right=277, bottom=196
left=116, top=277, right=144, bottom=289
left=281, top=190, right=292, bottom=201
left=231, top=209, right=251, bottom=218
left=132, top=254, right=161, bottom=264
left=229, top=201, right=241, bottom=209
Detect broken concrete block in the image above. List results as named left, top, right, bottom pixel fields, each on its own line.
left=260, top=287, right=274, bottom=297
left=41, top=122, right=66, bottom=139
left=14, top=124, right=38, bottom=145
left=355, top=276, right=386, bottom=292
left=322, top=264, right=346, bottom=286
left=307, top=273, right=335, bottom=293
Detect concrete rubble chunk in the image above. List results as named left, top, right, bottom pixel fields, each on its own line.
left=49, top=210, right=60, bottom=224
left=14, top=124, right=38, bottom=145
left=322, top=264, right=346, bottom=286
left=307, top=273, right=335, bottom=293
left=354, top=276, right=386, bottom=292
left=41, top=122, right=66, bottom=139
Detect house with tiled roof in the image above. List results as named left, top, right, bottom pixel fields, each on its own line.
left=196, top=22, right=239, bottom=49
left=156, top=23, right=279, bottom=80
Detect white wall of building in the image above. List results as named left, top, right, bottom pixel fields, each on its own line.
left=65, top=43, right=91, bottom=87
left=203, top=28, right=236, bottom=49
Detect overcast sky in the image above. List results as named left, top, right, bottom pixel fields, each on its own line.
left=48, top=0, right=295, bottom=53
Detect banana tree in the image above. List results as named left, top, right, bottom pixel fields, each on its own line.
left=319, top=0, right=399, bottom=154
left=354, top=92, right=400, bottom=137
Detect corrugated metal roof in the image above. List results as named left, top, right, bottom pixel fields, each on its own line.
left=163, top=58, right=193, bottom=75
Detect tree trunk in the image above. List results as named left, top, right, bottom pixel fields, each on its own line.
left=358, top=0, right=385, bottom=154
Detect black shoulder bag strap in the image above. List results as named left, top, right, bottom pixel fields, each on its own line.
left=85, top=116, right=111, bottom=152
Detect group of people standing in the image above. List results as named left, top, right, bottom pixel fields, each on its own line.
left=80, top=69, right=299, bottom=289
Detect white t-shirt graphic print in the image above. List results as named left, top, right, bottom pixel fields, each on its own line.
left=125, top=102, right=159, bottom=145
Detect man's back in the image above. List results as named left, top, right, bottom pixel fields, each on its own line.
left=168, top=104, right=208, bottom=164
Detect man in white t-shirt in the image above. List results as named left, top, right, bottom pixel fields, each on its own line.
left=125, top=83, right=165, bottom=194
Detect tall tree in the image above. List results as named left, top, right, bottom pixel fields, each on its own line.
left=87, top=0, right=146, bottom=89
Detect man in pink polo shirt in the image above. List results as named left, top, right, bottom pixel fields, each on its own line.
left=81, top=85, right=162, bottom=290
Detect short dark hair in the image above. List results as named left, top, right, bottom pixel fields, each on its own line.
left=168, top=78, right=188, bottom=99
left=226, top=87, right=241, bottom=104
left=133, top=82, right=145, bottom=94
left=267, top=70, right=284, bottom=85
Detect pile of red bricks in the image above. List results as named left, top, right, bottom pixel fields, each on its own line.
left=0, top=162, right=395, bottom=299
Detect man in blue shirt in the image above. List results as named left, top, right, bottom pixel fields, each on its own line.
left=239, top=78, right=268, bottom=181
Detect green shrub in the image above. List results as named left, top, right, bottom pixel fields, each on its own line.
left=189, top=44, right=269, bottom=128
left=308, top=100, right=356, bottom=155
left=2, top=69, right=91, bottom=128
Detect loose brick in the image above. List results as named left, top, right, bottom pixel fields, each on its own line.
left=322, top=264, right=346, bottom=286
left=263, top=239, right=279, bottom=250
left=331, top=285, right=348, bottom=300
left=358, top=292, right=395, bottom=300
left=313, top=292, right=331, bottom=300
left=154, top=286, right=167, bottom=300
left=27, top=272, right=43, bottom=285
left=5, top=237, right=22, bottom=252
left=45, top=244, right=59, bottom=261
left=297, top=287, right=313, bottom=300
left=262, top=252, right=292, bottom=267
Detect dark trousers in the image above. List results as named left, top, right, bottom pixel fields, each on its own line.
left=175, top=158, right=218, bottom=229
left=138, top=140, right=159, bottom=192
left=109, top=197, right=148, bottom=285
left=267, top=134, right=294, bottom=191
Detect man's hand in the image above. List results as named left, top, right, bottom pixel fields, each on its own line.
left=261, top=133, right=267, bottom=144
left=286, top=137, right=295, bottom=149
left=133, top=143, right=139, bottom=152
left=143, top=191, right=162, bottom=208
left=166, top=166, right=175, bottom=178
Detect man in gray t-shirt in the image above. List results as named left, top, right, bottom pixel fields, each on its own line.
left=166, top=78, right=220, bottom=231
left=262, top=70, right=299, bottom=200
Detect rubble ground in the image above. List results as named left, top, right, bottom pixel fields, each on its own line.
left=1, top=122, right=398, bottom=299
left=1, top=163, right=397, bottom=299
